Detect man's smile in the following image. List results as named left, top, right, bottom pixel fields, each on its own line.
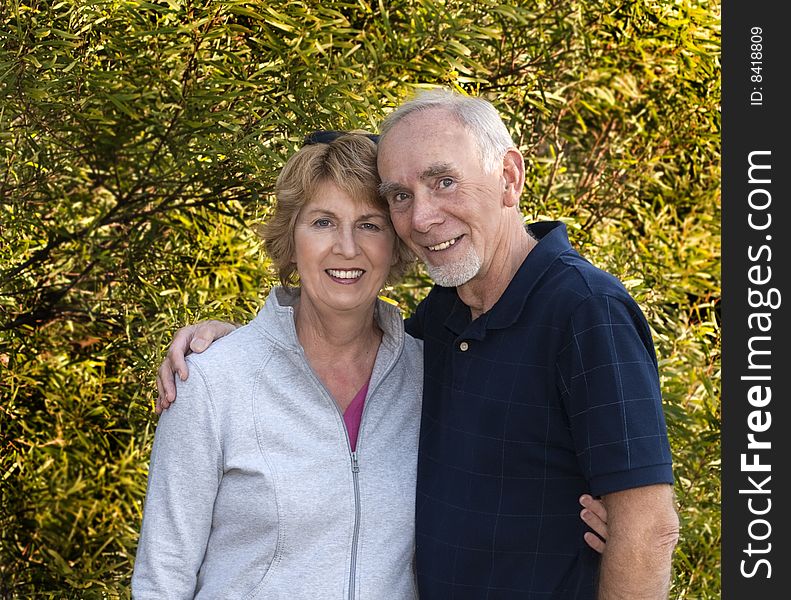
left=426, top=235, right=462, bottom=252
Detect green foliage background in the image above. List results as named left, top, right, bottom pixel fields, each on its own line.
left=1, top=0, right=720, bottom=597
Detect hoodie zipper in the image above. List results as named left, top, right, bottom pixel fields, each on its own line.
left=349, top=451, right=361, bottom=600
left=342, top=341, right=403, bottom=600
left=292, top=310, right=404, bottom=600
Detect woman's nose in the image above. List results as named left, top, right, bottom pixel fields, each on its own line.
left=333, top=226, right=360, bottom=258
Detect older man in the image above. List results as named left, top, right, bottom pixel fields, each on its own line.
left=157, top=90, right=679, bottom=599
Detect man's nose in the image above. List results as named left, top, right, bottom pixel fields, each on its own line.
left=411, top=189, right=443, bottom=233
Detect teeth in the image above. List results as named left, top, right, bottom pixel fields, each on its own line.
left=327, top=269, right=364, bottom=279
left=428, top=237, right=458, bottom=252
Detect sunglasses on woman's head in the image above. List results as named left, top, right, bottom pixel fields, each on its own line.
left=302, top=130, right=380, bottom=146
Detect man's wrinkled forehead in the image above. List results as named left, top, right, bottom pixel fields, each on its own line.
left=378, top=113, right=466, bottom=169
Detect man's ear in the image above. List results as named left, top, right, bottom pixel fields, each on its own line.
left=501, top=148, right=525, bottom=208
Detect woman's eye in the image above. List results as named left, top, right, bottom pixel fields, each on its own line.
left=313, top=218, right=332, bottom=227
left=361, top=222, right=381, bottom=231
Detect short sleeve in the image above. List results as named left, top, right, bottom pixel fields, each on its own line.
left=555, top=294, right=673, bottom=497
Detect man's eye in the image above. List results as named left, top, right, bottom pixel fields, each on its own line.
left=391, top=192, right=411, bottom=203
left=439, top=177, right=454, bottom=188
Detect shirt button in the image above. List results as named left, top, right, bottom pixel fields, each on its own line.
left=459, top=341, right=469, bottom=352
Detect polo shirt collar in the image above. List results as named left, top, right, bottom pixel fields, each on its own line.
left=443, top=221, right=573, bottom=336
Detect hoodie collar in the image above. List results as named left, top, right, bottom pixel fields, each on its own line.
left=251, top=286, right=405, bottom=356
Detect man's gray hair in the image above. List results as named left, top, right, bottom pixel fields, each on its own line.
left=378, top=88, right=515, bottom=173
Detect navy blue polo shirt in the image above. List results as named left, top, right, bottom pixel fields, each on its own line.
left=404, top=221, right=673, bottom=599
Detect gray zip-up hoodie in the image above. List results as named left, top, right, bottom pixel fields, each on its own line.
left=132, top=287, right=423, bottom=599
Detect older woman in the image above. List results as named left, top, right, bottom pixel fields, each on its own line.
left=133, top=132, right=608, bottom=598
left=133, top=133, right=422, bottom=598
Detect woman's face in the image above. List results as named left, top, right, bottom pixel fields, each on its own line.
left=292, top=180, right=396, bottom=315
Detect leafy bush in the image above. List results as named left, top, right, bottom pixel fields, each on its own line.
left=1, top=1, right=720, bottom=597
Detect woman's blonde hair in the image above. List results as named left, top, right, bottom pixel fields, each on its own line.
left=259, top=132, right=413, bottom=287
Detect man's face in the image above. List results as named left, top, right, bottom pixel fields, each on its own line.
left=377, top=110, right=507, bottom=288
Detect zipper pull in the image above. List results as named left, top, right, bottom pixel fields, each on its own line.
left=351, top=452, right=360, bottom=473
